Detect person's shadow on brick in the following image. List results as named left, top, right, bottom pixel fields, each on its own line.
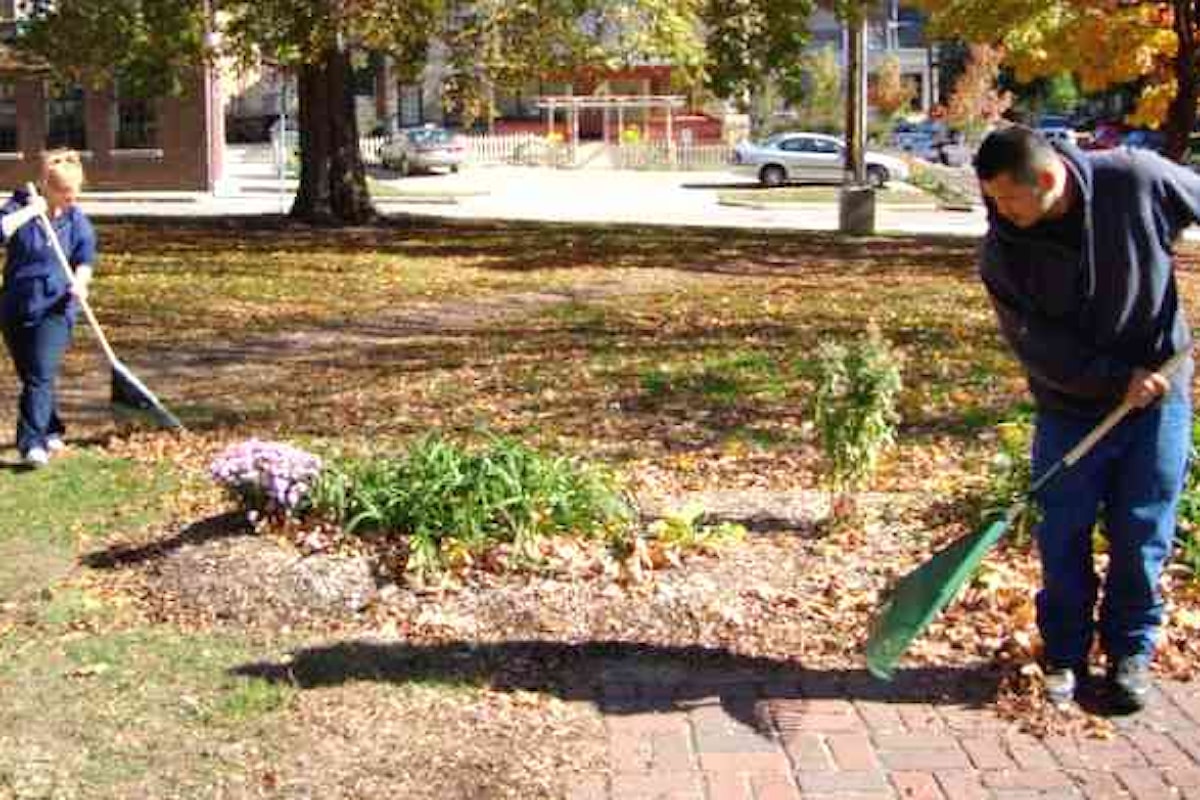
left=230, top=639, right=1003, bottom=740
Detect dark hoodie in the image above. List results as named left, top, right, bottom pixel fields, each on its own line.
left=979, top=144, right=1195, bottom=417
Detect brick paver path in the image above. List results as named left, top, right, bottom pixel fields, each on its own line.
left=570, top=663, right=1200, bottom=800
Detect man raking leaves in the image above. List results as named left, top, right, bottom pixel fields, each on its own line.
left=893, top=126, right=1196, bottom=714
left=974, top=127, right=1197, bottom=713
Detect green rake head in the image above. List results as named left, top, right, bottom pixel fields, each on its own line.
left=865, top=511, right=1019, bottom=680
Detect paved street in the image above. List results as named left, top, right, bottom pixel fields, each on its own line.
left=73, top=146, right=1200, bottom=245
left=79, top=151, right=1200, bottom=244
left=76, top=145, right=994, bottom=236
left=367, top=165, right=993, bottom=236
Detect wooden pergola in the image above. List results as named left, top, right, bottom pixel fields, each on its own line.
left=536, top=94, right=687, bottom=149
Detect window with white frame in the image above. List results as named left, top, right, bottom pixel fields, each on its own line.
left=45, top=84, right=85, bottom=150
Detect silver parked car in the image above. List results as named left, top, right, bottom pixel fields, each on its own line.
left=732, top=131, right=910, bottom=188
left=381, top=126, right=468, bottom=175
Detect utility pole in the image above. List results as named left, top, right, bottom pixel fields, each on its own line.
left=839, top=2, right=875, bottom=234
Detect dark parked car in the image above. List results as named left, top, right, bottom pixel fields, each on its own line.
left=1123, top=129, right=1168, bottom=153
left=1084, top=121, right=1127, bottom=150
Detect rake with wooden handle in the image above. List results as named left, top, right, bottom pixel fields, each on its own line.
left=25, top=182, right=182, bottom=430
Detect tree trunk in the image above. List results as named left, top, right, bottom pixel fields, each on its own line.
left=843, top=12, right=867, bottom=185
left=292, top=46, right=376, bottom=224
left=1166, top=0, right=1197, bottom=162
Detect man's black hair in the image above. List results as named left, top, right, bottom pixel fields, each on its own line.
left=973, top=125, right=1057, bottom=185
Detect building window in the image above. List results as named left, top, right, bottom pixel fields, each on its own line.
left=113, top=84, right=157, bottom=149
left=398, top=83, right=423, bottom=127
left=496, top=82, right=538, bottom=121
left=352, top=53, right=380, bottom=98
left=0, top=81, right=17, bottom=152
left=46, top=85, right=86, bottom=150
left=897, top=8, right=926, bottom=49
left=495, top=80, right=573, bottom=121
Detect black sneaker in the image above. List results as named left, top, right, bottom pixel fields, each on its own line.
left=1043, top=662, right=1086, bottom=707
left=1107, top=656, right=1152, bottom=713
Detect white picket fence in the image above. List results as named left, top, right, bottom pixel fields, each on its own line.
left=271, top=129, right=731, bottom=172
left=360, top=134, right=389, bottom=166
left=616, top=141, right=735, bottom=171
left=357, top=131, right=554, bottom=168
left=465, top=132, right=559, bottom=166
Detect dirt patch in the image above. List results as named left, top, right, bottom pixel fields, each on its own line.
left=90, top=517, right=379, bottom=630
left=258, top=684, right=606, bottom=800
left=95, top=490, right=945, bottom=673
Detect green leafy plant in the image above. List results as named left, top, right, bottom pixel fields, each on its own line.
left=812, top=324, right=902, bottom=517
left=978, top=416, right=1038, bottom=547
left=309, top=434, right=635, bottom=579
left=648, top=503, right=746, bottom=552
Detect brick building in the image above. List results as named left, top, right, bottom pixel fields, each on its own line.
left=0, top=2, right=224, bottom=191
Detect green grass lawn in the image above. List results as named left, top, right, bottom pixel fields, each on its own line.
left=2, top=218, right=1198, bottom=795
left=0, top=452, right=176, bottom=599
left=77, top=219, right=1033, bottom=459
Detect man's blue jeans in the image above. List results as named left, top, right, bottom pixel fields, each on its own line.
left=1, top=311, right=71, bottom=455
left=1032, top=395, right=1192, bottom=667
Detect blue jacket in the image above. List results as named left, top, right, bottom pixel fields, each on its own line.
left=980, top=145, right=1195, bottom=417
left=0, top=188, right=96, bottom=327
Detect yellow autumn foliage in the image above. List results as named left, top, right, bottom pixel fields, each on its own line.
left=915, top=0, right=1186, bottom=128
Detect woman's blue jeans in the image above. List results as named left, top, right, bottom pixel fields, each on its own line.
left=1032, top=395, right=1192, bottom=667
left=2, top=311, right=71, bottom=455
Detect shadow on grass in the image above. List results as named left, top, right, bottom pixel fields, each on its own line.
left=231, top=639, right=1002, bottom=738
left=100, top=215, right=983, bottom=279
left=82, top=511, right=250, bottom=569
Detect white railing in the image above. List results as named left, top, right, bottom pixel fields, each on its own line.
left=464, top=132, right=559, bottom=166
left=616, top=141, right=735, bottom=171
left=271, top=130, right=299, bottom=170
left=269, top=131, right=392, bottom=169
left=269, top=129, right=732, bottom=172
left=361, top=132, right=562, bottom=168
left=360, top=134, right=389, bottom=166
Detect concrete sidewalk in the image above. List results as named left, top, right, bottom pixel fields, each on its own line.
left=576, top=668, right=1200, bottom=799
left=68, top=156, right=1200, bottom=242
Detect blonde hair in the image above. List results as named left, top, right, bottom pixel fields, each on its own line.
left=40, top=148, right=85, bottom=190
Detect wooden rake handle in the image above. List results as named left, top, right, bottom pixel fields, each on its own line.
left=1062, top=349, right=1191, bottom=468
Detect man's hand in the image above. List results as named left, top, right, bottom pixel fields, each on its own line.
left=1125, top=367, right=1171, bottom=408
left=25, top=195, right=47, bottom=217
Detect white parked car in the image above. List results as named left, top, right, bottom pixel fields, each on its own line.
left=732, top=132, right=910, bottom=188
left=380, top=126, right=468, bottom=175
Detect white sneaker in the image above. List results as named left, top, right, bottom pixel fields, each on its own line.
left=46, top=436, right=65, bottom=454
left=23, top=447, right=49, bottom=468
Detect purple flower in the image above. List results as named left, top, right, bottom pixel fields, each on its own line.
left=210, top=439, right=322, bottom=519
